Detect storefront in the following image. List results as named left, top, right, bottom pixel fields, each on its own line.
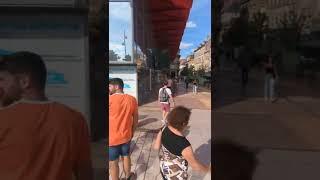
left=0, top=1, right=108, bottom=141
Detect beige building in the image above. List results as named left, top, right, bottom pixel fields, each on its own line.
left=242, top=0, right=319, bottom=32
left=186, top=54, right=195, bottom=68
left=192, top=37, right=211, bottom=72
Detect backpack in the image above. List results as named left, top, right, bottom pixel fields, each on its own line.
left=159, top=88, right=169, bottom=102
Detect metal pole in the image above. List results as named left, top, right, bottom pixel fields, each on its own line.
left=149, top=68, right=152, bottom=91
left=124, top=30, right=127, bottom=57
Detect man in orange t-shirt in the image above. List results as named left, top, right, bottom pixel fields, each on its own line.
left=0, top=52, right=93, bottom=180
left=109, top=78, right=138, bottom=180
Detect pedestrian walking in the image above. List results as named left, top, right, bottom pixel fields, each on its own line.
left=167, top=74, right=173, bottom=89
left=166, top=74, right=175, bottom=96
left=153, top=106, right=211, bottom=180
left=158, top=81, right=175, bottom=124
left=109, top=78, right=138, bottom=180
left=192, top=79, right=198, bottom=94
left=185, top=77, right=189, bottom=92
left=239, top=46, right=251, bottom=90
left=264, top=55, right=278, bottom=102
left=0, top=52, right=93, bottom=180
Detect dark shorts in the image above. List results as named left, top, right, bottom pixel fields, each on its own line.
left=109, top=141, right=131, bottom=161
left=160, top=103, right=170, bottom=112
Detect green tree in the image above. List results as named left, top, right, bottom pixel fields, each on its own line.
left=180, top=65, right=195, bottom=77
left=223, top=7, right=250, bottom=47
left=196, top=66, right=206, bottom=77
left=278, top=10, right=310, bottom=50
left=250, top=11, right=269, bottom=47
left=123, top=55, right=132, bottom=61
left=109, top=50, right=120, bottom=61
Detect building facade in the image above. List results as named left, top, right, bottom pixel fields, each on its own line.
left=186, top=54, right=195, bottom=67
left=192, top=37, right=211, bottom=72
left=241, top=0, right=319, bottom=33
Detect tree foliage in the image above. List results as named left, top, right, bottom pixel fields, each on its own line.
left=250, top=11, right=269, bottom=46
left=223, top=7, right=250, bottom=47
left=123, top=55, right=132, bottom=61
left=109, top=50, right=120, bottom=61
left=278, top=10, right=310, bottom=50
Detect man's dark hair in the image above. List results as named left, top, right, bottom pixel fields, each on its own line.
left=0, top=51, right=47, bottom=90
left=162, top=81, right=168, bottom=86
left=213, top=139, right=258, bottom=180
left=167, top=106, right=191, bottom=131
left=109, top=78, right=124, bottom=89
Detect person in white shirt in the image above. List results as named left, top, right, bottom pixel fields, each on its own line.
left=166, top=74, right=176, bottom=96
left=158, top=81, right=175, bottom=124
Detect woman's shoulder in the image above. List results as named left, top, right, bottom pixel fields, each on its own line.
left=165, top=129, right=190, bottom=145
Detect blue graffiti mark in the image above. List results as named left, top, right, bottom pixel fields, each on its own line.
left=47, top=70, right=68, bottom=85
left=0, top=49, right=14, bottom=55
left=124, top=84, right=131, bottom=88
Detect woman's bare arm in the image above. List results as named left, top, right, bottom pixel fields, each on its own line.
left=182, top=146, right=210, bottom=174
left=153, top=130, right=162, bottom=151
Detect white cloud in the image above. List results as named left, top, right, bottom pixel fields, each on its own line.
left=109, top=2, right=131, bottom=22
left=186, top=21, right=197, bottom=28
left=180, top=42, right=193, bottom=49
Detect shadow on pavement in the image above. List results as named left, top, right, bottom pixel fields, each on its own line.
left=195, top=139, right=212, bottom=166
left=138, top=118, right=158, bottom=128
left=139, top=115, right=148, bottom=120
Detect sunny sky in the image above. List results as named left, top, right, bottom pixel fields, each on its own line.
left=109, top=2, right=133, bottom=61
left=179, top=0, right=211, bottom=59
left=109, top=1, right=211, bottom=61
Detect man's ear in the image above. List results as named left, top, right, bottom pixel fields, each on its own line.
left=18, top=74, right=30, bottom=89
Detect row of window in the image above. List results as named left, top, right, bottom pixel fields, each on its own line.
left=267, top=0, right=296, bottom=8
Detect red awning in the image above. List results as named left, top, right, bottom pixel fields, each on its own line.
left=135, top=0, right=193, bottom=60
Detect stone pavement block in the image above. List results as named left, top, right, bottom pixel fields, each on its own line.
left=136, top=132, right=147, bottom=145
left=136, top=150, right=150, bottom=164
left=132, top=131, right=141, bottom=142
left=130, top=141, right=138, bottom=154
left=135, top=163, right=148, bottom=180
left=131, top=145, right=142, bottom=167
left=145, top=155, right=160, bottom=174
left=142, top=133, right=154, bottom=151
left=144, top=172, right=160, bottom=180
left=149, top=149, right=159, bottom=158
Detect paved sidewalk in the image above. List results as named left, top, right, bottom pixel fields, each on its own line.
left=109, top=83, right=212, bottom=180
left=214, top=68, right=320, bottom=150
left=214, top=64, right=320, bottom=180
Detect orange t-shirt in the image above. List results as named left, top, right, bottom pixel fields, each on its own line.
left=109, top=93, right=138, bottom=146
left=0, top=100, right=91, bottom=180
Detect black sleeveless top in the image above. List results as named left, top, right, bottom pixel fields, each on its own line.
left=265, top=66, right=276, bottom=78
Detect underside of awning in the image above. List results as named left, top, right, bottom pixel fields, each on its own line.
left=134, top=0, right=193, bottom=60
